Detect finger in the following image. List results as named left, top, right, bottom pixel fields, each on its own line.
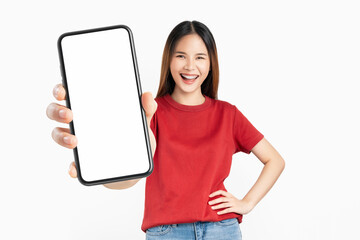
left=141, top=92, right=157, bottom=124
left=217, top=208, right=231, bottom=215
left=68, top=162, right=77, bottom=178
left=53, top=83, right=66, bottom=101
left=51, top=127, right=78, bottom=149
left=211, top=202, right=232, bottom=210
left=46, top=102, right=73, bottom=123
left=209, top=190, right=231, bottom=198
left=209, top=197, right=228, bottom=205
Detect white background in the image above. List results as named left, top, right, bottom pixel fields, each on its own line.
left=1, top=0, right=359, bottom=239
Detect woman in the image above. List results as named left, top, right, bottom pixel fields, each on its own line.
left=47, top=20, right=285, bottom=240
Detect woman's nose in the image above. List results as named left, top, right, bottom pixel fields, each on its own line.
left=184, top=59, right=195, bottom=70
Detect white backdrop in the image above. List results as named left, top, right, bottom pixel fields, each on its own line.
left=1, top=0, right=359, bottom=239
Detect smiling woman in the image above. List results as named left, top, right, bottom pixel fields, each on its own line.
left=141, top=20, right=285, bottom=240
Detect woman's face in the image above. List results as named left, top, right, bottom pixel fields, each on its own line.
left=170, top=34, right=211, bottom=96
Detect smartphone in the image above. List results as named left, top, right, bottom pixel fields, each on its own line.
left=57, top=25, right=153, bottom=186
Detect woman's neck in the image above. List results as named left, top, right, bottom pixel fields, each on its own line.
left=170, top=91, right=205, bottom=106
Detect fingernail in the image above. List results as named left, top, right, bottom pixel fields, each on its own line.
left=68, top=162, right=73, bottom=171
left=64, top=136, right=72, bottom=145
left=59, top=109, right=67, bottom=118
left=54, top=86, right=60, bottom=98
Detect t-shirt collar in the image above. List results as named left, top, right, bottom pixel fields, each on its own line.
left=163, top=93, right=212, bottom=112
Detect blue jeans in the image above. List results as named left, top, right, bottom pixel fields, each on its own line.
left=145, top=218, right=242, bottom=240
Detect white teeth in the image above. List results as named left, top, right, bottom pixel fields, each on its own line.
left=181, top=74, right=198, bottom=80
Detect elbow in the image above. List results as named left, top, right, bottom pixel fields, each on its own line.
left=266, top=156, right=285, bottom=173
left=279, top=157, right=285, bottom=173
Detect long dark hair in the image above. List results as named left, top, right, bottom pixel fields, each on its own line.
left=156, top=20, right=219, bottom=100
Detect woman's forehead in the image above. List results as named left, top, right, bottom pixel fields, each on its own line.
left=173, top=34, right=208, bottom=54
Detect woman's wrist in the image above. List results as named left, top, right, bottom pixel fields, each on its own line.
left=242, top=196, right=257, bottom=211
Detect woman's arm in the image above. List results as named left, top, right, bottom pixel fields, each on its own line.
left=103, top=179, right=141, bottom=190
left=242, top=137, right=285, bottom=209
left=209, top=137, right=285, bottom=215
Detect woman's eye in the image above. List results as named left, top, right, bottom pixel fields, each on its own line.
left=197, top=57, right=205, bottom=60
left=176, top=55, right=185, bottom=58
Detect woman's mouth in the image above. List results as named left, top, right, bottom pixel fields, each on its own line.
left=180, top=74, right=199, bottom=84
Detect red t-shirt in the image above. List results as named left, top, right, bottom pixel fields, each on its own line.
left=141, top=93, right=264, bottom=232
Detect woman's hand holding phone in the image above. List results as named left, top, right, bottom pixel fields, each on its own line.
left=46, top=83, right=158, bottom=182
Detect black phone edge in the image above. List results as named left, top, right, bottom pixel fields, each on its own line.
left=57, top=24, right=154, bottom=186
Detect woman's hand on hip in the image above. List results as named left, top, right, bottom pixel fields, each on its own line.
left=208, top=190, right=255, bottom=215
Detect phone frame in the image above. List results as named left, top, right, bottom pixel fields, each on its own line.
left=57, top=24, right=154, bottom=186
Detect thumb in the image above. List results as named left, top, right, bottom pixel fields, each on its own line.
left=141, top=92, right=157, bottom=123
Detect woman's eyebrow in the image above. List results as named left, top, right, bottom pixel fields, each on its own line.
left=175, top=51, right=208, bottom=56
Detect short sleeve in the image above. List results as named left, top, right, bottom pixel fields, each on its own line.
left=233, top=105, right=264, bottom=154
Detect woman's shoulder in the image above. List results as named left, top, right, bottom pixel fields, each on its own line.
left=212, top=97, right=237, bottom=111
left=153, top=94, right=168, bottom=113
left=154, top=94, right=166, bottom=106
